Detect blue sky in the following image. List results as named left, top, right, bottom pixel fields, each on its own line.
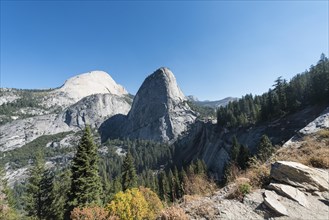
left=1, top=1, right=328, bottom=101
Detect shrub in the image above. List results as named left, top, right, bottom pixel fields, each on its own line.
left=223, top=162, right=240, bottom=184
left=309, top=156, right=329, bottom=169
left=245, top=157, right=271, bottom=188
left=107, top=188, right=148, bottom=220
left=183, top=174, right=217, bottom=196
left=139, top=186, right=163, bottom=219
left=159, top=206, right=189, bottom=220
left=107, top=187, right=162, bottom=220
left=239, top=182, right=251, bottom=196
left=274, top=134, right=329, bottom=169
left=317, top=129, right=329, bottom=139
left=70, top=206, right=111, bottom=220
left=226, top=178, right=252, bottom=201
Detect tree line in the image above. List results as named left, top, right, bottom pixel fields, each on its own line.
left=217, top=54, right=329, bottom=128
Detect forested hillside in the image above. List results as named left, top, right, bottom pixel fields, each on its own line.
left=217, top=54, right=329, bottom=128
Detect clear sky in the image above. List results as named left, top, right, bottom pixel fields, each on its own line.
left=1, top=1, right=328, bottom=101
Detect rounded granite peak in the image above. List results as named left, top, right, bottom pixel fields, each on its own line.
left=55, top=70, right=128, bottom=103
left=138, top=67, right=186, bottom=103
left=121, top=67, right=195, bottom=142
left=150, top=67, right=174, bottom=79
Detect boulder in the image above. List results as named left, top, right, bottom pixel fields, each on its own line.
left=271, top=161, right=329, bottom=192
left=268, top=183, right=308, bottom=207
left=263, top=190, right=288, bottom=216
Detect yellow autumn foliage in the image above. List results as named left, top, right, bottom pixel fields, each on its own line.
left=107, top=188, right=152, bottom=220
left=139, top=186, right=163, bottom=219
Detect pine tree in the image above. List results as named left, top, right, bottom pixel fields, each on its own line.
left=237, top=145, right=250, bottom=170
left=108, top=176, right=122, bottom=201
left=121, top=151, right=137, bottom=191
left=167, top=170, right=176, bottom=202
left=230, top=136, right=240, bottom=162
left=158, top=171, right=170, bottom=202
left=173, top=166, right=182, bottom=198
left=51, top=169, right=71, bottom=220
left=23, top=150, right=53, bottom=220
left=0, top=166, right=18, bottom=219
left=66, top=126, right=102, bottom=218
left=257, top=134, right=275, bottom=162
left=195, top=159, right=207, bottom=176
left=179, top=168, right=188, bottom=196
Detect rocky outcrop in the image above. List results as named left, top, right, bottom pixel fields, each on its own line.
left=299, top=106, right=329, bottom=135
left=174, top=121, right=231, bottom=180
left=60, top=93, right=131, bottom=129
left=100, top=68, right=196, bottom=143
left=43, top=71, right=128, bottom=108
left=0, top=88, right=19, bottom=105
left=267, top=183, right=308, bottom=207
left=263, top=190, right=288, bottom=216
left=270, top=161, right=329, bottom=192
left=179, top=161, right=329, bottom=219
left=174, top=105, right=328, bottom=181
left=0, top=94, right=131, bottom=152
left=0, top=113, right=72, bottom=151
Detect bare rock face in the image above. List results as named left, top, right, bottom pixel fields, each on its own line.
left=0, top=93, right=131, bottom=152
left=43, top=71, right=128, bottom=108
left=299, top=106, right=329, bottom=135
left=268, top=183, right=308, bottom=207
left=61, top=93, right=131, bottom=129
left=101, top=67, right=196, bottom=143
left=263, top=190, right=288, bottom=216
left=270, top=161, right=329, bottom=192
left=0, top=70, right=132, bottom=152
left=0, top=114, right=72, bottom=152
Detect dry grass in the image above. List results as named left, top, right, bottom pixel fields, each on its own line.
left=243, top=157, right=271, bottom=188
left=194, top=201, right=218, bottom=219
left=159, top=206, right=189, bottom=220
left=183, top=174, right=217, bottom=196
left=235, top=130, right=329, bottom=192
left=317, top=129, right=329, bottom=139
left=273, top=132, right=329, bottom=169
left=181, top=194, right=202, bottom=204
left=226, top=177, right=252, bottom=201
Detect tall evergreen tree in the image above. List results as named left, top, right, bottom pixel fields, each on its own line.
left=179, top=168, right=188, bottom=196
left=51, top=169, right=71, bottom=220
left=23, top=150, right=54, bottom=220
left=173, top=167, right=182, bottom=198
left=158, top=171, right=170, bottom=202
left=121, top=151, right=137, bottom=191
left=230, top=136, right=240, bottom=162
left=237, top=144, right=250, bottom=170
left=257, top=134, right=275, bottom=162
left=167, top=170, right=176, bottom=202
left=0, top=166, right=18, bottom=219
left=66, top=126, right=102, bottom=218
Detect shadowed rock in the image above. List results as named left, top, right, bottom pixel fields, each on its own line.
left=271, top=161, right=329, bottom=192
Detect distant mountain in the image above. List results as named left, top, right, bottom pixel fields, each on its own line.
left=0, top=71, right=132, bottom=151
left=100, top=67, right=197, bottom=143
left=187, top=96, right=237, bottom=109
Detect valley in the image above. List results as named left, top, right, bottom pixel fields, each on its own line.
left=0, top=55, right=328, bottom=219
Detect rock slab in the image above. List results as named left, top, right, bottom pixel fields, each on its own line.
left=268, top=183, right=308, bottom=207
left=263, top=190, right=288, bottom=216
left=271, top=161, right=329, bottom=192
